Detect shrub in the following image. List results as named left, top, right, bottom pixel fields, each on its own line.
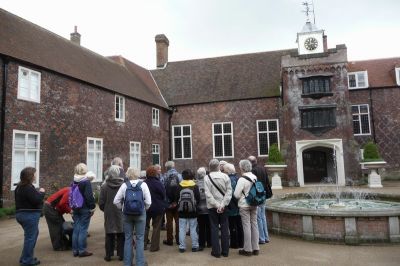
left=0, top=206, right=15, bottom=218
left=363, top=141, right=382, bottom=161
left=267, top=144, right=284, bottom=164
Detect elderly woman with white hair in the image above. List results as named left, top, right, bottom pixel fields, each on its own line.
left=114, top=167, right=152, bottom=266
left=196, top=167, right=211, bottom=249
left=233, top=160, right=260, bottom=256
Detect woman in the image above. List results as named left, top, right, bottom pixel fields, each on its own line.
left=114, top=167, right=152, bottom=266
left=15, top=167, right=45, bottom=266
left=71, top=163, right=96, bottom=257
left=196, top=167, right=211, bottom=249
left=99, top=165, right=125, bottom=261
left=223, top=163, right=243, bottom=249
left=234, top=160, right=260, bottom=256
left=144, top=166, right=166, bottom=252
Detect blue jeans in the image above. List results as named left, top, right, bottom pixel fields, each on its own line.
left=16, top=211, right=41, bottom=265
left=257, top=205, right=269, bottom=242
left=72, top=208, right=92, bottom=254
left=179, top=218, right=199, bottom=250
left=123, top=213, right=146, bottom=266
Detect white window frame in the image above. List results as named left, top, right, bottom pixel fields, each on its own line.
left=152, top=108, right=160, bottom=127
left=129, top=141, right=141, bottom=169
left=152, top=144, right=161, bottom=165
left=212, top=122, right=234, bottom=159
left=115, top=95, right=125, bottom=122
left=352, top=104, right=372, bottom=136
left=11, top=130, right=40, bottom=190
left=396, top=67, right=400, bottom=86
left=257, top=119, right=280, bottom=157
left=348, top=71, right=369, bottom=89
left=86, top=137, right=103, bottom=182
left=17, top=66, right=41, bottom=103
left=172, top=125, right=193, bottom=160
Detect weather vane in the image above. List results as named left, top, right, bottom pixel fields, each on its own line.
left=302, top=1, right=316, bottom=24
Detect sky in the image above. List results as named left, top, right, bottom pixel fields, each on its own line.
left=1, top=0, right=399, bottom=69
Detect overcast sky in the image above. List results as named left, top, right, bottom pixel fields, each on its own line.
left=1, top=0, right=399, bottom=69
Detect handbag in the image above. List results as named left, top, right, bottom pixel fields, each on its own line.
left=207, top=174, right=237, bottom=210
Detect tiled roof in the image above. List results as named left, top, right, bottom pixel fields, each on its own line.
left=151, top=49, right=294, bottom=106
left=0, top=8, right=168, bottom=109
left=348, top=57, right=400, bottom=88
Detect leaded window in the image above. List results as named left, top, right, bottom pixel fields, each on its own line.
left=173, top=125, right=192, bottom=159
left=212, top=122, right=233, bottom=158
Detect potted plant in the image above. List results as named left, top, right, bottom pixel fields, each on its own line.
left=265, top=144, right=287, bottom=189
left=361, top=141, right=386, bottom=188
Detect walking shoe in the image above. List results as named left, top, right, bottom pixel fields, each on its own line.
left=118, top=256, right=123, bottom=261
left=179, top=248, right=185, bottom=253
left=238, top=249, right=252, bottom=256
left=252, top=250, right=259, bottom=256
left=259, top=241, right=266, bottom=245
left=104, top=256, right=111, bottom=262
left=163, top=240, right=173, bottom=246
left=211, top=252, right=221, bottom=258
left=192, top=247, right=203, bottom=252
left=79, top=251, right=93, bottom=257
left=73, top=252, right=79, bottom=257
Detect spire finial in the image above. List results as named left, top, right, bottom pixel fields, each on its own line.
left=302, top=1, right=316, bottom=24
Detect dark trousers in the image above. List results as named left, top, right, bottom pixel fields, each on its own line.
left=144, top=213, right=163, bottom=251
left=165, top=208, right=179, bottom=243
left=208, top=208, right=229, bottom=256
left=43, top=203, right=67, bottom=250
left=229, top=215, right=244, bottom=249
left=197, top=214, right=211, bottom=248
left=105, top=233, right=124, bottom=258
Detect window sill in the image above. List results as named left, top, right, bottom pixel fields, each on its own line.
left=301, top=92, right=333, bottom=99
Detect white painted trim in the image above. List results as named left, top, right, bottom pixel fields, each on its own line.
left=11, top=130, right=41, bottom=190
left=86, top=137, right=103, bottom=182
left=152, top=108, right=160, bottom=127
left=172, top=124, right=193, bottom=160
left=256, top=119, right=280, bottom=157
left=348, top=71, right=369, bottom=89
left=114, top=95, right=125, bottom=122
left=352, top=104, right=371, bottom=136
left=152, top=143, right=161, bottom=165
left=129, top=141, right=141, bottom=169
left=17, top=66, right=41, bottom=103
left=212, top=122, right=234, bottom=159
left=396, top=67, right=400, bottom=86
left=296, top=139, right=345, bottom=187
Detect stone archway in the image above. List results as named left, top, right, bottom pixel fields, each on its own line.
left=296, top=139, right=345, bottom=187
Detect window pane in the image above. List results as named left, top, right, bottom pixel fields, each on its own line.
left=214, top=135, right=223, bottom=157
left=223, top=135, right=232, bottom=157
left=269, top=133, right=278, bottom=146
left=174, top=127, right=181, bottom=136
left=96, top=141, right=102, bottom=151
left=353, top=120, right=360, bottom=134
left=183, top=137, right=191, bottom=158
left=152, top=154, right=160, bottom=165
left=214, top=124, right=222, bottom=134
left=27, top=134, right=37, bottom=149
left=259, top=133, right=268, bottom=155
left=30, top=72, right=39, bottom=100
left=174, top=138, right=182, bottom=158
left=26, top=151, right=37, bottom=166
left=351, top=106, right=359, bottom=114
left=258, top=121, right=267, bottom=132
left=268, top=120, right=277, bottom=131
left=14, top=133, right=26, bottom=148
left=360, top=114, right=370, bottom=134
left=183, top=126, right=190, bottom=136
left=349, top=74, right=356, bottom=87
left=223, top=123, right=232, bottom=133
left=357, top=73, right=365, bottom=87
left=360, top=105, right=368, bottom=113
left=87, top=153, right=95, bottom=171
left=88, top=140, right=94, bottom=150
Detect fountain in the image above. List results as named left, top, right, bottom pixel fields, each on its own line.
left=267, top=146, right=400, bottom=244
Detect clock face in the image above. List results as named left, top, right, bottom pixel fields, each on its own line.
left=304, top=37, right=318, bottom=51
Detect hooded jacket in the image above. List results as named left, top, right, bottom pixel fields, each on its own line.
left=175, top=180, right=201, bottom=218
left=99, top=174, right=124, bottom=233
left=73, top=175, right=95, bottom=210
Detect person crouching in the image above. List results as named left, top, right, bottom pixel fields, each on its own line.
left=175, top=169, right=201, bottom=253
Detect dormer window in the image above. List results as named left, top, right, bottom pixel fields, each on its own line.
left=302, top=76, right=332, bottom=98
left=396, top=67, right=400, bottom=86
left=348, top=71, right=368, bottom=89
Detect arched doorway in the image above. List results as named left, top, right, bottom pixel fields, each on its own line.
left=302, top=146, right=334, bottom=183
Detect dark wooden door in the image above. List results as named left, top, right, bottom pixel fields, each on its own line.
left=303, top=150, right=327, bottom=183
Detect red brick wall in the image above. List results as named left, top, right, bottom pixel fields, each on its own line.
left=313, top=216, right=345, bottom=240
left=357, top=217, right=388, bottom=241
left=169, top=98, right=280, bottom=172
left=1, top=61, right=170, bottom=202
left=349, top=88, right=400, bottom=176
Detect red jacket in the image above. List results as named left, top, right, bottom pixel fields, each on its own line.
left=46, top=187, right=71, bottom=215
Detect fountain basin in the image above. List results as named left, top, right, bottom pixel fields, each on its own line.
left=266, top=193, right=400, bottom=245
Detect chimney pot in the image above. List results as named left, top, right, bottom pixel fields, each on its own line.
left=155, top=34, right=169, bottom=68
left=70, top=26, right=81, bottom=45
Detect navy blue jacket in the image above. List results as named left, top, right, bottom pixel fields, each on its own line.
left=74, top=179, right=96, bottom=210
left=145, top=176, right=167, bottom=216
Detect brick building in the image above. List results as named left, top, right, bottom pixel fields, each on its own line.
left=1, top=9, right=399, bottom=205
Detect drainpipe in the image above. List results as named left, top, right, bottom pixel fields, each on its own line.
left=368, top=87, right=376, bottom=143
left=0, top=56, right=9, bottom=208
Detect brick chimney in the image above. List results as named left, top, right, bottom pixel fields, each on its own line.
left=323, top=34, right=328, bottom=52
left=70, top=26, right=81, bottom=45
left=155, top=34, right=169, bottom=68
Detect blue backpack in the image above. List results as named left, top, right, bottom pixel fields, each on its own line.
left=123, top=181, right=145, bottom=215
left=69, top=179, right=86, bottom=209
left=242, top=176, right=266, bottom=206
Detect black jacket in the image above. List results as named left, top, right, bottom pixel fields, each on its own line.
left=251, top=164, right=270, bottom=190
left=15, top=184, right=45, bottom=212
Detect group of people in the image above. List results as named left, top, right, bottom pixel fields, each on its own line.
left=13, top=155, right=271, bottom=266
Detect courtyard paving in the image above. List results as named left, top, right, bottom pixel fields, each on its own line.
left=1, top=182, right=399, bottom=266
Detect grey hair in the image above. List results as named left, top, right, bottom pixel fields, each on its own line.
left=140, top=170, right=147, bottom=177
left=154, top=164, right=161, bottom=170
left=197, top=167, right=206, bottom=179
left=108, top=165, right=121, bottom=179
left=248, top=156, right=257, bottom=164
left=111, top=157, right=123, bottom=168
left=239, top=159, right=252, bottom=173
left=209, top=159, right=220, bottom=172
left=165, top=161, right=175, bottom=170
left=223, top=163, right=236, bottom=175
left=126, top=167, right=140, bottom=180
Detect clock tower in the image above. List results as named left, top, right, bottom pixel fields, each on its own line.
left=297, top=21, right=325, bottom=55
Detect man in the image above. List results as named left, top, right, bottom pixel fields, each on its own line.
left=163, top=161, right=182, bottom=246
left=104, top=157, right=126, bottom=182
left=204, top=159, right=232, bottom=258
left=248, top=155, right=270, bottom=244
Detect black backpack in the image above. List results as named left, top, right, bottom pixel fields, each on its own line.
left=165, top=173, right=180, bottom=202
left=178, top=188, right=197, bottom=214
